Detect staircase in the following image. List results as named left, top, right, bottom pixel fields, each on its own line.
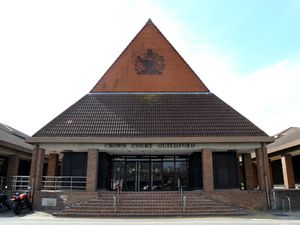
left=54, top=191, right=245, bottom=217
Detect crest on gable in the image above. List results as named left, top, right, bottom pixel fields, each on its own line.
left=135, top=49, right=165, bottom=75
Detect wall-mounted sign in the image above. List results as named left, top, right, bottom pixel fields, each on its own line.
left=103, top=143, right=196, bottom=150
left=41, top=198, right=57, bottom=207
left=135, top=49, right=165, bottom=75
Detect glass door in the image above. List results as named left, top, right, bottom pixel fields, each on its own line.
left=138, top=161, right=150, bottom=191
left=163, top=157, right=175, bottom=190
left=125, top=161, right=137, bottom=191
left=152, top=161, right=162, bottom=191
left=112, top=155, right=189, bottom=191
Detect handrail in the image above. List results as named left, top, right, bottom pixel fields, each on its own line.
left=178, top=178, right=187, bottom=211
left=41, top=176, right=87, bottom=191
left=282, top=196, right=291, bottom=213
left=113, top=179, right=123, bottom=214
left=12, top=176, right=30, bottom=191
left=272, top=189, right=292, bottom=212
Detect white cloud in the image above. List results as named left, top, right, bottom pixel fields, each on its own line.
left=190, top=49, right=300, bottom=135
left=0, top=0, right=179, bottom=135
left=234, top=59, right=300, bottom=135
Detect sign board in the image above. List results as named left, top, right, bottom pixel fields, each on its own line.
left=42, top=198, right=57, bottom=207
left=103, top=143, right=196, bottom=150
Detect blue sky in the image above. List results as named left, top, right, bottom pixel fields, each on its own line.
left=158, top=0, right=300, bottom=73
left=0, top=0, right=299, bottom=135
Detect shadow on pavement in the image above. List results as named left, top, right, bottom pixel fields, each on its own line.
left=0, top=209, right=34, bottom=218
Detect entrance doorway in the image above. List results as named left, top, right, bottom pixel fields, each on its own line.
left=112, top=156, right=189, bottom=191
left=125, top=161, right=151, bottom=191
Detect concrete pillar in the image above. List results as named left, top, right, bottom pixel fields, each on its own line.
left=30, top=145, right=45, bottom=191
left=30, top=146, right=38, bottom=179
left=281, top=154, right=295, bottom=189
left=255, top=146, right=272, bottom=191
left=255, top=148, right=265, bottom=190
left=202, top=149, right=214, bottom=191
left=262, top=144, right=272, bottom=191
left=242, top=153, right=255, bottom=190
left=47, top=154, right=59, bottom=176
left=86, top=149, right=98, bottom=192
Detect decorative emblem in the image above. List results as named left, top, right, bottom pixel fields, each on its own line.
left=135, top=49, right=165, bottom=75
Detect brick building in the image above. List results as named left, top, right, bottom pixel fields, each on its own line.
left=268, top=127, right=300, bottom=189
left=0, top=123, right=33, bottom=189
left=27, top=20, right=274, bottom=216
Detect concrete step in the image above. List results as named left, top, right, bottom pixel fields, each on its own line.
left=54, top=210, right=246, bottom=217
left=53, top=191, right=245, bottom=217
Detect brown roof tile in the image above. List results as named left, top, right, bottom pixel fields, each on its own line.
left=33, top=93, right=268, bottom=138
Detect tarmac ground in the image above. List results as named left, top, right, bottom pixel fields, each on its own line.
left=0, top=209, right=300, bottom=225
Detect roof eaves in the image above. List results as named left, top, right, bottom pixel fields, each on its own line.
left=27, top=136, right=274, bottom=144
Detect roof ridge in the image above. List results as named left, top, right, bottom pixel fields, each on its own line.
left=88, top=92, right=211, bottom=95
left=273, top=127, right=300, bottom=138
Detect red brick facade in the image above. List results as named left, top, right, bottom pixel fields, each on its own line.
left=91, top=21, right=208, bottom=93
left=281, top=154, right=295, bottom=189
left=27, top=20, right=273, bottom=214
left=86, top=149, right=98, bottom=192
left=242, top=153, right=255, bottom=190
left=47, top=154, right=59, bottom=176
left=7, top=155, right=20, bottom=178
left=202, top=149, right=214, bottom=192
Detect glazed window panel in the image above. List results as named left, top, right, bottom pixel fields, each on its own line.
left=213, top=152, right=240, bottom=189
left=62, top=152, right=87, bottom=176
left=271, top=159, right=284, bottom=185
left=163, top=158, right=175, bottom=190
left=175, top=159, right=189, bottom=188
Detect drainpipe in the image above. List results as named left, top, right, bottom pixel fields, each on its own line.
left=261, top=143, right=271, bottom=209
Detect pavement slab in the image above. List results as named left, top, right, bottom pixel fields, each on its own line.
left=0, top=210, right=300, bottom=225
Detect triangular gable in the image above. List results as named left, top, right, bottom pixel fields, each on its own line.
left=91, top=19, right=209, bottom=92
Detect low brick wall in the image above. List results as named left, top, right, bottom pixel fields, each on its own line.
left=203, top=190, right=268, bottom=210
left=271, top=189, right=300, bottom=210
left=33, top=190, right=268, bottom=212
left=32, top=191, right=98, bottom=211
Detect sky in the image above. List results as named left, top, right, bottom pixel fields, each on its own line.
left=0, top=0, right=300, bottom=136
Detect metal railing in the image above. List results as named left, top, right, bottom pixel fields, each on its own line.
left=178, top=178, right=187, bottom=211
left=12, top=176, right=30, bottom=191
left=0, top=176, right=6, bottom=189
left=42, top=176, right=87, bottom=191
left=113, top=179, right=123, bottom=214
left=271, top=189, right=293, bottom=212
left=282, top=196, right=292, bottom=213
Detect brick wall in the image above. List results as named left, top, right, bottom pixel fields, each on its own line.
left=203, top=190, right=267, bottom=209
left=33, top=190, right=268, bottom=212
left=86, top=149, right=98, bottom=192
left=202, top=149, right=214, bottom=191
left=32, top=191, right=98, bottom=211
left=92, top=22, right=208, bottom=93
left=47, top=154, right=59, bottom=176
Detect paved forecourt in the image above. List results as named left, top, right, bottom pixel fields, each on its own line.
left=0, top=211, right=300, bottom=225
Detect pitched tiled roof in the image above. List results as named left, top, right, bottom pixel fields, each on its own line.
left=0, top=123, right=33, bottom=152
left=33, top=93, right=267, bottom=138
left=268, top=127, right=300, bottom=152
